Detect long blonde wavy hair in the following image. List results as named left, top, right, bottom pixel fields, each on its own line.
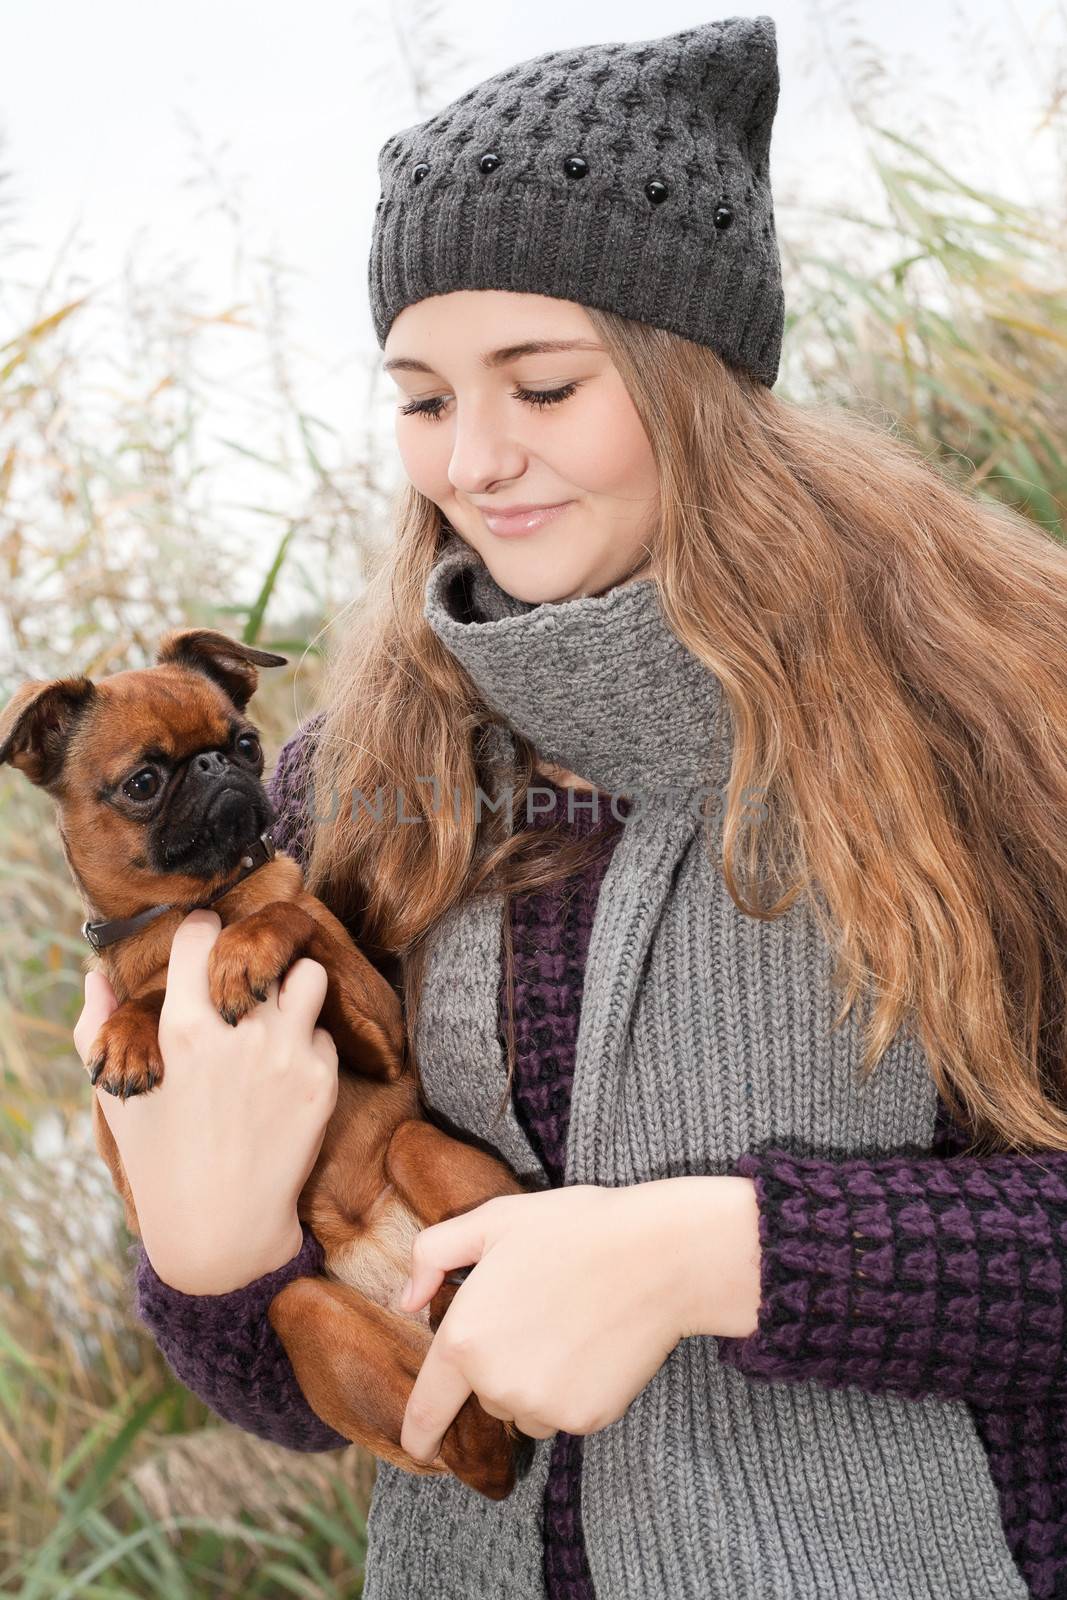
left=302, top=306, right=1067, bottom=1156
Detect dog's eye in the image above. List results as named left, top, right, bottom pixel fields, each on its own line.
left=236, top=732, right=261, bottom=763
left=123, top=767, right=160, bottom=802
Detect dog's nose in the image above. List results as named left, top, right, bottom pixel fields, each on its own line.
left=193, top=750, right=230, bottom=778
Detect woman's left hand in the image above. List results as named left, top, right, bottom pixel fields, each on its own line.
left=398, top=1175, right=761, bottom=1463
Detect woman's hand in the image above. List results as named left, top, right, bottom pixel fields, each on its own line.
left=73, top=908, right=339, bottom=1296
left=398, top=1175, right=761, bottom=1463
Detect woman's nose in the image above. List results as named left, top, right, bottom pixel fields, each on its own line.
left=446, top=408, right=527, bottom=498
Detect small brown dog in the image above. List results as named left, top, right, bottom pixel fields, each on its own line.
left=0, top=629, right=529, bottom=1499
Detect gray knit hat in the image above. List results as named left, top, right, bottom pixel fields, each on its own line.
left=368, top=15, right=784, bottom=387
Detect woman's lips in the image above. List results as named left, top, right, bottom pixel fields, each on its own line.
left=482, top=501, right=573, bottom=537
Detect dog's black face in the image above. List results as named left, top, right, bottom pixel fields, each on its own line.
left=127, top=726, right=273, bottom=880
left=0, top=628, right=288, bottom=918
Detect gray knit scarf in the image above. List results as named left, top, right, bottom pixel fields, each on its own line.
left=360, top=534, right=1027, bottom=1600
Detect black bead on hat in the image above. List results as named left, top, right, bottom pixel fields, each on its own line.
left=367, top=15, right=785, bottom=388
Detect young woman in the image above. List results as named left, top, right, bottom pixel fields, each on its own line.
left=74, top=16, right=1067, bottom=1600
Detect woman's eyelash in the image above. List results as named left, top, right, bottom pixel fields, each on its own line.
left=513, top=383, right=579, bottom=410
left=399, top=382, right=579, bottom=421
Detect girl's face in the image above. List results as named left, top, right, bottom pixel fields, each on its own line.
left=384, top=290, right=660, bottom=603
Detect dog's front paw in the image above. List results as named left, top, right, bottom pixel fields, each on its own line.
left=87, top=1003, right=165, bottom=1099
left=207, top=915, right=294, bottom=1026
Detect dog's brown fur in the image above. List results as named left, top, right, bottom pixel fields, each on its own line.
left=0, top=631, right=527, bottom=1499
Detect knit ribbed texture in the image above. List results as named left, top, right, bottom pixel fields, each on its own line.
left=368, top=16, right=785, bottom=387
left=351, top=537, right=1031, bottom=1598
left=428, top=531, right=733, bottom=794
left=719, top=1146, right=1067, bottom=1406
left=267, top=720, right=320, bottom=867
left=133, top=1224, right=347, bottom=1451
left=506, top=787, right=630, bottom=1183
left=129, top=714, right=1067, bottom=1595
left=718, top=1143, right=1067, bottom=1598
left=506, top=781, right=630, bottom=1600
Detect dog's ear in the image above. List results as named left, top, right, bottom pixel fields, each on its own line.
left=156, top=630, right=288, bottom=712
left=0, top=677, right=96, bottom=789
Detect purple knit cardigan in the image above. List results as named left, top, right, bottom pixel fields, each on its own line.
left=133, top=725, right=1067, bottom=1599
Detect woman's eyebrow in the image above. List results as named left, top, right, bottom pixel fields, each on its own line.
left=383, top=338, right=604, bottom=375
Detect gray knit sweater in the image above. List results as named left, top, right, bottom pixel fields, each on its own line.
left=355, top=535, right=1028, bottom=1599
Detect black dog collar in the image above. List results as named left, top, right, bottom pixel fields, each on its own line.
left=81, top=830, right=276, bottom=953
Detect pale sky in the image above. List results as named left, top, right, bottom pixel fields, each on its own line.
left=4, top=0, right=1062, bottom=359
left=6, top=1, right=1062, bottom=345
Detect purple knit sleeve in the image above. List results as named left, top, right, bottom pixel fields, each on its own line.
left=134, top=1228, right=348, bottom=1450
left=266, top=714, right=325, bottom=871
left=716, top=1097, right=1067, bottom=1412
left=131, top=716, right=347, bottom=1453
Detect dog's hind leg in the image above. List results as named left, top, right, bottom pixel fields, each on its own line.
left=384, top=1118, right=526, bottom=1226
left=267, top=1274, right=517, bottom=1500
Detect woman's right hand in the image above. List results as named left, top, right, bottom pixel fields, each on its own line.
left=73, top=908, right=339, bottom=1296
